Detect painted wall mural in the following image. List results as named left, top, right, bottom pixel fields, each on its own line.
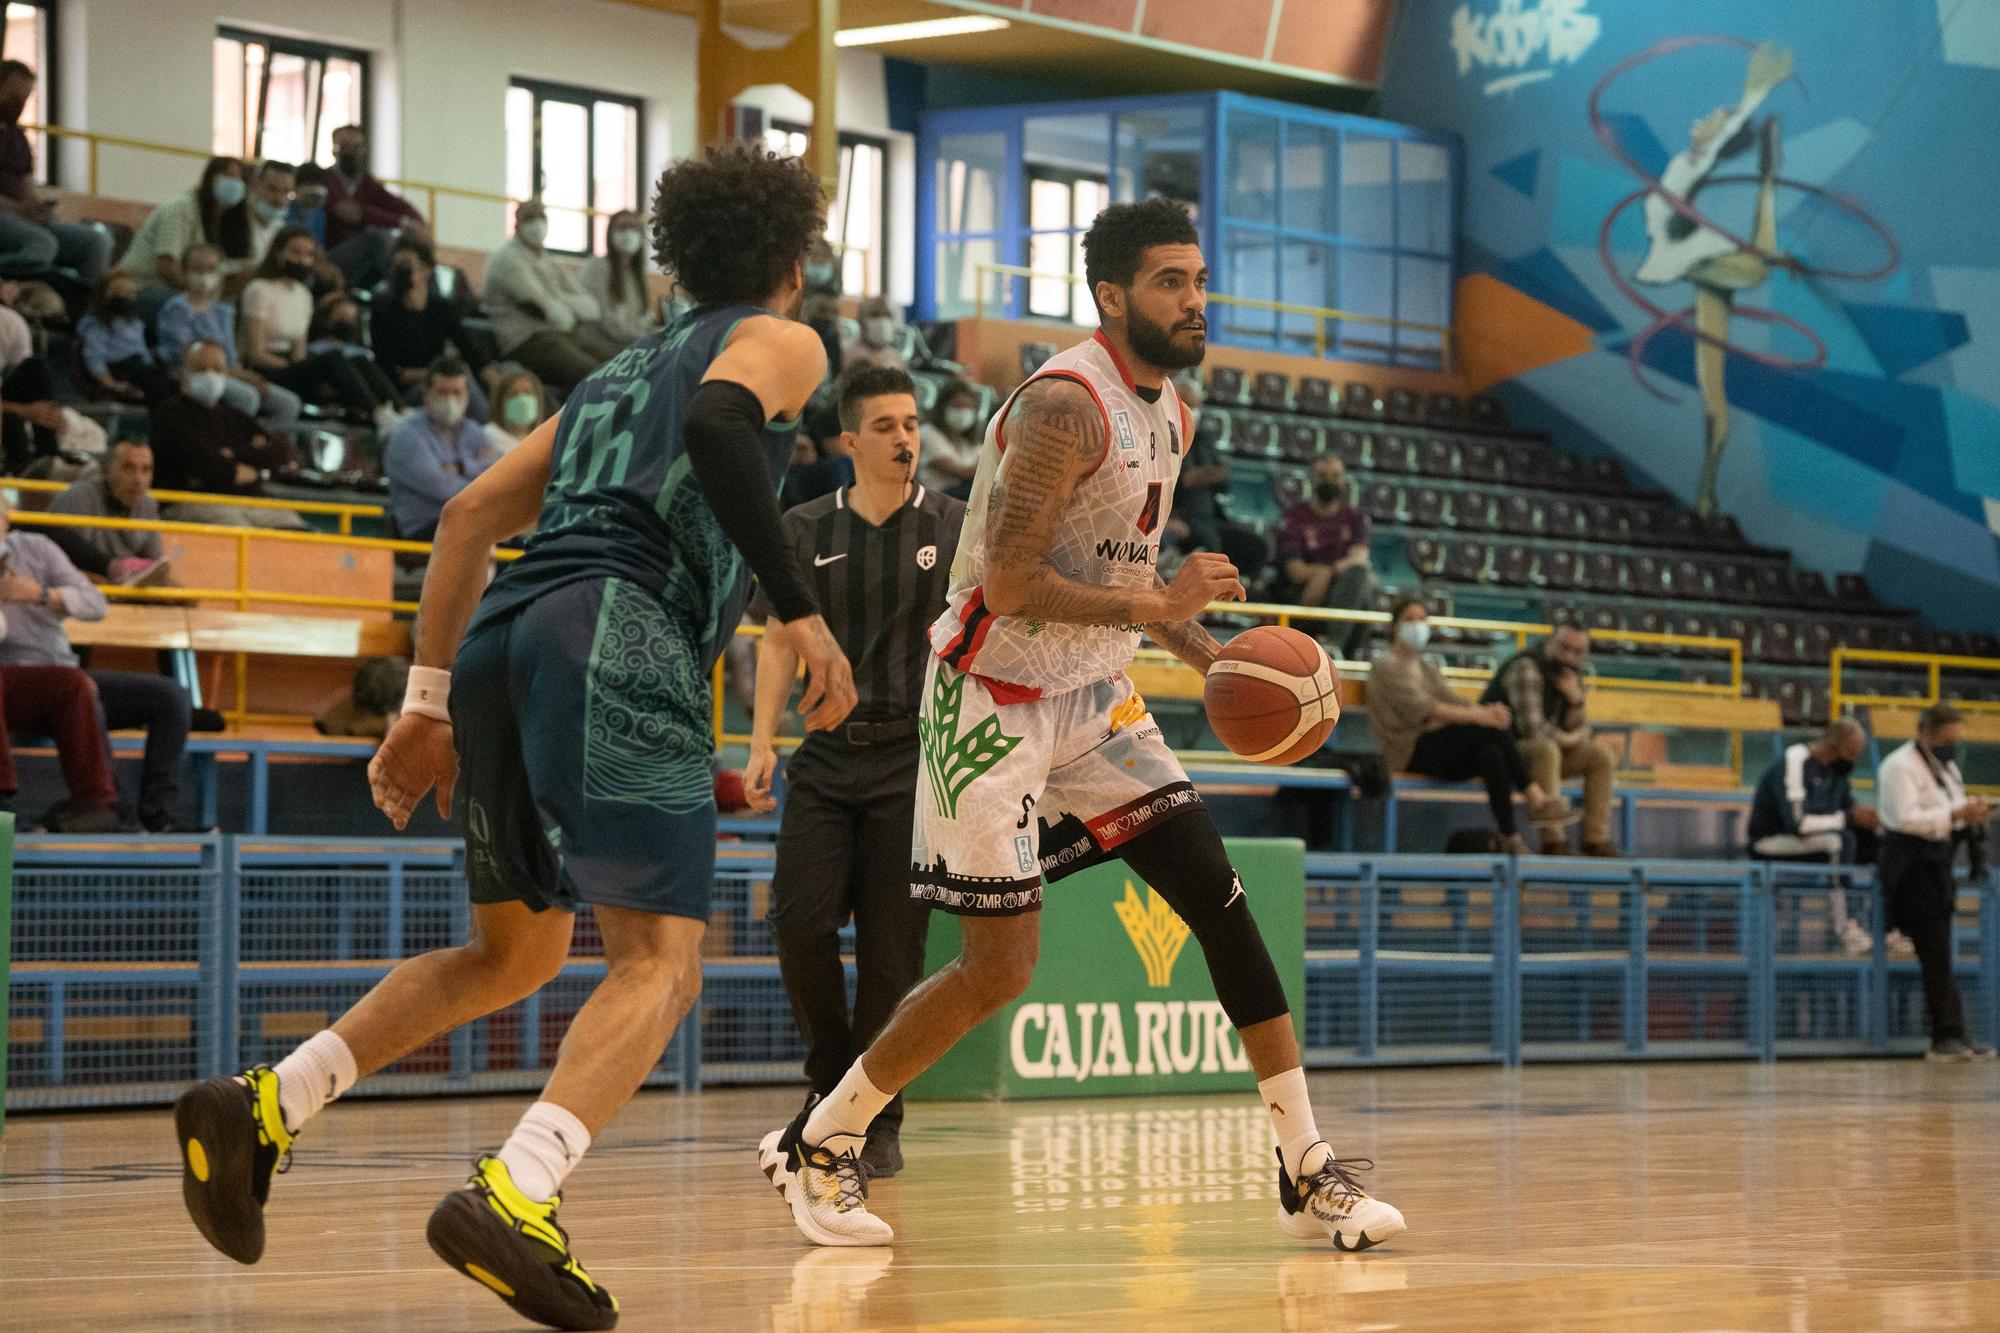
left=1381, top=1, right=2000, bottom=630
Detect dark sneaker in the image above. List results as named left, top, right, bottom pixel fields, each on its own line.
left=426, top=1156, right=619, bottom=1331
left=859, top=1124, right=903, bottom=1179
left=174, top=1066, right=296, bottom=1264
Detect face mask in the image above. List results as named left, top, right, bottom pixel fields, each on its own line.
left=806, top=262, right=836, bottom=287
left=1396, top=621, right=1431, bottom=651
left=610, top=229, right=644, bottom=257
left=943, top=407, right=977, bottom=435
left=1929, top=742, right=1958, bottom=766
left=1313, top=480, right=1344, bottom=504
left=285, top=261, right=317, bottom=284
left=253, top=198, right=287, bottom=223
left=101, top=296, right=137, bottom=319
left=1829, top=757, right=1856, bottom=777
left=426, top=396, right=467, bottom=429
left=187, top=271, right=221, bottom=299
left=211, top=176, right=246, bottom=209
left=863, top=317, right=896, bottom=346
left=501, top=393, right=540, bottom=428
left=335, top=149, right=364, bottom=175
left=519, top=218, right=549, bottom=247
left=185, top=371, right=229, bottom=407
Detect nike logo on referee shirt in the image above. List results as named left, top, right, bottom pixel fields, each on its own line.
left=813, top=553, right=847, bottom=567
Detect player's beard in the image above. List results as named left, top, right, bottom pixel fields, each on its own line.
left=1126, top=302, right=1206, bottom=372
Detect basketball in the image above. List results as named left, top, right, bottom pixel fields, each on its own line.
left=1203, top=625, right=1341, bottom=765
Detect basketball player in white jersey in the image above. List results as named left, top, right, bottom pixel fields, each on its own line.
left=756, top=199, right=1405, bottom=1252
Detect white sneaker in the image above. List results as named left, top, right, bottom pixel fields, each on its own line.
left=758, top=1100, right=893, bottom=1248
left=1887, top=930, right=1917, bottom=959
left=1836, top=919, right=1872, bottom=956
left=1275, top=1143, right=1406, bottom=1252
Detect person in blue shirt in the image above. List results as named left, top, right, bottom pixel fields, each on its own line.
left=287, top=162, right=329, bottom=247
left=77, top=270, right=174, bottom=402
left=1748, top=716, right=1881, bottom=954
left=153, top=243, right=301, bottom=426
left=382, top=355, right=497, bottom=539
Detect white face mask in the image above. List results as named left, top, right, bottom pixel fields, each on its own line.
left=184, top=371, right=229, bottom=407
left=186, top=271, right=222, bottom=299
left=943, top=406, right=977, bottom=435
left=426, top=395, right=467, bottom=428
left=518, top=218, right=549, bottom=247
left=609, top=228, right=644, bottom=257
left=1396, top=620, right=1431, bottom=651
left=864, top=317, right=895, bottom=346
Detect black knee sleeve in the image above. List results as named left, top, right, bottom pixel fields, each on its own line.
left=1115, top=811, right=1291, bottom=1029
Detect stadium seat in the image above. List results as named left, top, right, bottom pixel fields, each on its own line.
left=1208, top=365, right=1249, bottom=406
left=1802, top=621, right=1834, bottom=665
left=1445, top=539, right=1490, bottom=583
left=1363, top=481, right=1404, bottom=523
left=1405, top=535, right=1445, bottom=576
left=1969, top=632, right=2000, bottom=658
left=1584, top=456, right=1626, bottom=491
left=1670, top=559, right=1711, bottom=599
left=1584, top=499, right=1627, bottom=540
left=1410, top=486, right=1447, bottom=527
left=1501, top=440, right=1540, bottom=479
left=1273, top=471, right=1308, bottom=509
left=1385, top=386, right=1419, bottom=422
left=1238, top=413, right=1278, bottom=458
left=1761, top=618, right=1800, bottom=664
left=1836, top=573, right=1877, bottom=606
left=1674, top=611, right=1714, bottom=644
left=1418, top=435, right=1455, bottom=477
left=1630, top=554, right=1668, bottom=596
left=1468, top=395, right=1506, bottom=428
left=1295, top=376, right=1338, bottom=417
left=1375, top=434, right=1416, bottom=473
left=1711, top=562, right=1752, bottom=604
left=1584, top=606, right=1620, bottom=635
left=1492, top=543, right=1534, bottom=586
left=1750, top=563, right=1789, bottom=605
left=1543, top=498, right=1583, bottom=539
left=1454, top=491, right=1495, bottom=532
left=1332, top=428, right=1368, bottom=468
left=1343, top=381, right=1382, bottom=419
left=1536, top=548, right=1578, bottom=590
left=1582, top=551, right=1625, bottom=594
left=1791, top=568, right=1836, bottom=609
left=1280, top=420, right=1321, bottom=462
left=1632, top=608, right=1669, bottom=649
left=1251, top=371, right=1292, bottom=412
left=1461, top=440, right=1503, bottom=481
left=1497, top=492, right=1536, bottom=535
left=1426, top=391, right=1461, bottom=422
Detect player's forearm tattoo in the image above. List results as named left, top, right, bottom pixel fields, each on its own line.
left=1145, top=615, right=1223, bottom=674
left=985, top=379, right=1152, bottom=626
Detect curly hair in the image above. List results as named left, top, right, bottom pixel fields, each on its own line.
left=1082, top=197, right=1198, bottom=310
left=651, top=145, right=824, bottom=307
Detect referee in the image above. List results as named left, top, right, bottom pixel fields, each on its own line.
left=746, top=365, right=965, bottom=1176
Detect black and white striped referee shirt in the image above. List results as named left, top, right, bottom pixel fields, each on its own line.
left=751, top=484, right=965, bottom=721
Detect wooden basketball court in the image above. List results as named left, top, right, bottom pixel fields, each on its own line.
left=3, top=1061, right=1996, bottom=1331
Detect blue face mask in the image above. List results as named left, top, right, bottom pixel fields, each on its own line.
left=1397, top=621, right=1431, bottom=651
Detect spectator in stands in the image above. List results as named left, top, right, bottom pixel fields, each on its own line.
left=305, top=292, right=403, bottom=413
left=219, top=159, right=296, bottom=277
left=0, top=61, right=110, bottom=285
left=0, top=279, right=63, bottom=470
left=581, top=209, right=659, bottom=347
left=155, top=243, right=300, bottom=427
left=242, top=227, right=400, bottom=430
left=0, top=499, right=194, bottom=830
left=1877, top=703, right=1995, bottom=1060
left=1370, top=595, right=1573, bottom=855
left=78, top=271, right=174, bottom=403
left=484, top=199, right=621, bottom=393
left=119, top=155, right=244, bottom=317
left=46, top=439, right=167, bottom=582
left=1748, top=716, right=1880, bottom=955
left=371, top=235, right=493, bottom=420
left=917, top=378, right=982, bottom=500
left=1277, top=453, right=1375, bottom=661
left=482, top=367, right=547, bottom=455
left=323, top=125, right=428, bottom=289
left=151, top=341, right=306, bottom=518
left=0, top=502, right=143, bottom=830
left=1483, top=618, right=1618, bottom=855
left=783, top=430, right=852, bottom=507
left=1165, top=373, right=1268, bottom=586
left=842, top=295, right=907, bottom=371
left=804, top=235, right=841, bottom=297
left=383, top=356, right=497, bottom=540
left=288, top=162, right=329, bottom=246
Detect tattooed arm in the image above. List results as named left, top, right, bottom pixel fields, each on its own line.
left=1144, top=599, right=1226, bottom=674
left=985, top=377, right=1244, bottom=625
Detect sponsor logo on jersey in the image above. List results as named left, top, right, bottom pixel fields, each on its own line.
left=918, top=666, right=1022, bottom=820
left=1115, top=411, right=1137, bottom=451
left=1094, top=537, right=1158, bottom=565
left=916, top=544, right=937, bottom=570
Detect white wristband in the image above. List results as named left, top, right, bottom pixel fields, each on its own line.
left=403, top=665, right=452, bottom=722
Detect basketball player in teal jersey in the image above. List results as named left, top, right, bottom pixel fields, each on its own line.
left=171, top=146, right=856, bottom=1331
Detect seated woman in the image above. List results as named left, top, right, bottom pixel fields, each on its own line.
left=916, top=377, right=982, bottom=500
left=154, top=242, right=301, bottom=427
left=1368, top=595, right=1573, bottom=854
left=77, top=271, right=176, bottom=403
left=238, top=226, right=400, bottom=430
left=579, top=209, right=660, bottom=348
left=482, top=367, right=548, bottom=455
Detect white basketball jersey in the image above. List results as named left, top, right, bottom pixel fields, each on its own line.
left=928, top=331, right=1188, bottom=699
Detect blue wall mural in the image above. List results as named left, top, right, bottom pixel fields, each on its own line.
left=1378, top=0, right=2000, bottom=631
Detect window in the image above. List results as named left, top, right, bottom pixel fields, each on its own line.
left=1025, top=171, right=1105, bottom=323
left=4, top=2, right=51, bottom=183
left=507, top=79, right=643, bottom=255
left=212, top=28, right=367, bottom=168
left=764, top=121, right=888, bottom=296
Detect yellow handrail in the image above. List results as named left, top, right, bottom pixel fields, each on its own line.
left=1829, top=647, right=2000, bottom=717
left=28, top=121, right=617, bottom=244
left=971, top=261, right=1456, bottom=373
left=3, top=475, right=383, bottom=535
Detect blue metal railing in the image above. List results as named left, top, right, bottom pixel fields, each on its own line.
left=6, top=838, right=1994, bottom=1112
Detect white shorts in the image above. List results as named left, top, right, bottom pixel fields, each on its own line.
left=911, top=657, right=1200, bottom=916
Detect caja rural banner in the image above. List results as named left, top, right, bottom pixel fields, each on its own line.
left=908, top=838, right=1305, bottom=1101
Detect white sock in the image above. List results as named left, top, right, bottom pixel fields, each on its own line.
left=497, top=1101, right=592, bottom=1203
left=273, top=1030, right=357, bottom=1134
left=803, top=1062, right=893, bottom=1145
left=1259, top=1066, right=1322, bottom=1180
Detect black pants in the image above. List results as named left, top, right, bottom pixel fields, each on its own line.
left=90, top=669, right=191, bottom=826
left=1, top=354, right=58, bottom=472
left=269, top=350, right=397, bottom=418
left=1881, top=831, right=1965, bottom=1043
left=1407, top=722, right=1531, bottom=835
left=770, top=732, right=930, bottom=1131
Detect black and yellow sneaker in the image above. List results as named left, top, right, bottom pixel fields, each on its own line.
left=426, top=1156, right=619, bottom=1332
left=173, top=1065, right=295, bottom=1264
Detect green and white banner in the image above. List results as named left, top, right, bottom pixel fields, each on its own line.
left=908, top=838, right=1305, bottom=1101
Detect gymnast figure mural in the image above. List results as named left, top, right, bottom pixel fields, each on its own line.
left=1593, top=38, right=1899, bottom=518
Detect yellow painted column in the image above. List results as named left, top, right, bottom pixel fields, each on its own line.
left=697, top=0, right=840, bottom=199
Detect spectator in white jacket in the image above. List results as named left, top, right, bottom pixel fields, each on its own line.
left=482, top=200, right=623, bottom=392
